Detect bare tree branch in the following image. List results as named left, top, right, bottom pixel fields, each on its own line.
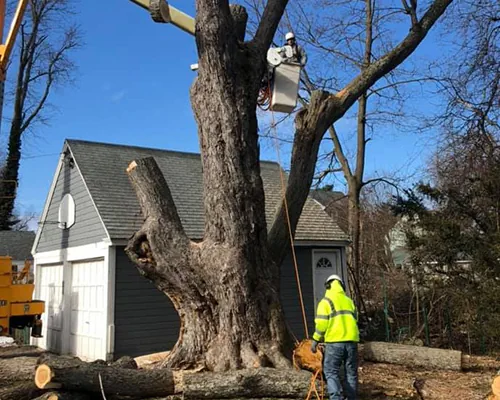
left=252, top=0, right=289, bottom=53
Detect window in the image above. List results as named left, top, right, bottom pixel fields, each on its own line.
left=316, top=257, right=333, bottom=269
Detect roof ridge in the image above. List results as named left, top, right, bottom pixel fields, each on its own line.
left=66, top=138, right=280, bottom=166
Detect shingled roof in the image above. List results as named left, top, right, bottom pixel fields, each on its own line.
left=0, top=231, right=35, bottom=260
left=66, top=139, right=348, bottom=242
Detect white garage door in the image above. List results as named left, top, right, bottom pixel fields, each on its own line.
left=69, top=258, right=106, bottom=361
left=37, top=264, right=64, bottom=353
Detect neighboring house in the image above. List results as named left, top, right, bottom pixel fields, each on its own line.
left=32, top=139, right=349, bottom=361
left=0, top=230, right=35, bottom=277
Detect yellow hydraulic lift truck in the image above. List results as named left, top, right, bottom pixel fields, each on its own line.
left=0, top=256, right=44, bottom=339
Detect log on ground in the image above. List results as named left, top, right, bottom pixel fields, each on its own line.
left=32, top=391, right=93, bottom=400
left=0, top=356, right=38, bottom=384
left=363, top=341, right=462, bottom=371
left=35, top=359, right=175, bottom=398
left=0, top=345, right=46, bottom=359
left=182, top=368, right=315, bottom=399
left=0, top=382, right=42, bottom=400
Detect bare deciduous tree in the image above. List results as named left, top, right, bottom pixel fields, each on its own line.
left=125, top=0, right=454, bottom=371
left=0, top=0, right=80, bottom=229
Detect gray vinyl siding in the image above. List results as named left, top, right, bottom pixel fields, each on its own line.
left=113, top=246, right=344, bottom=357
left=279, top=248, right=315, bottom=340
left=36, top=159, right=107, bottom=253
left=114, top=246, right=179, bottom=358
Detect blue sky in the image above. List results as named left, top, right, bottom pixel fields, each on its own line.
left=1, top=0, right=448, bottom=227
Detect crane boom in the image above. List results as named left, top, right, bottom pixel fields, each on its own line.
left=129, top=0, right=195, bottom=35
left=0, top=0, right=29, bottom=134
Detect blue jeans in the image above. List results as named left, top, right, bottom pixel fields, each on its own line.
left=323, top=342, right=358, bottom=400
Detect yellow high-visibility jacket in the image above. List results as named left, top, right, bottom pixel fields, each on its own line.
left=312, top=280, right=359, bottom=343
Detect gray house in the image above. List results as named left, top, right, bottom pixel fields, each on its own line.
left=0, top=230, right=35, bottom=274
left=32, top=139, right=349, bottom=361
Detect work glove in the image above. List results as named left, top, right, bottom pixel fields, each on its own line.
left=311, top=340, right=319, bottom=353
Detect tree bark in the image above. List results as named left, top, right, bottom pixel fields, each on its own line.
left=126, top=157, right=291, bottom=372
left=182, top=368, right=315, bottom=399
left=0, top=356, right=38, bottom=384
left=363, top=341, right=462, bottom=371
left=34, top=358, right=175, bottom=398
left=0, top=382, right=42, bottom=400
left=32, top=392, right=92, bottom=400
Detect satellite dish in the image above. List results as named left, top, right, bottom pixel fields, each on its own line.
left=58, top=193, right=75, bottom=229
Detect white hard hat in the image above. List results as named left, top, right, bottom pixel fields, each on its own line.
left=325, top=274, right=343, bottom=285
left=285, top=32, right=295, bottom=41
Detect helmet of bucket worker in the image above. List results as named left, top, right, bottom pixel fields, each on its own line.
left=325, top=274, right=344, bottom=289
left=285, top=32, right=295, bottom=41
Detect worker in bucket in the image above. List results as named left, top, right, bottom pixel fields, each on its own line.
left=284, top=32, right=307, bottom=66
left=311, top=274, right=359, bottom=400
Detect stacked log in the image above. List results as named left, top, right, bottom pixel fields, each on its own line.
left=0, top=353, right=42, bottom=400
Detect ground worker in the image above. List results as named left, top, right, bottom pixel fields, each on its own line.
left=284, top=32, right=307, bottom=66
left=311, top=274, right=360, bottom=400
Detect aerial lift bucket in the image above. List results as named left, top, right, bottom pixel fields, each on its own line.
left=270, top=62, right=301, bottom=113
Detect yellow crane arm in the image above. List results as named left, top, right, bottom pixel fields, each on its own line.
left=0, top=0, right=29, bottom=76
left=129, top=0, right=195, bottom=36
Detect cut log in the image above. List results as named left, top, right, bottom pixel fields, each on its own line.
left=32, top=391, right=92, bottom=400
left=0, top=382, right=42, bottom=400
left=35, top=358, right=175, bottom=398
left=492, top=374, right=500, bottom=399
left=363, top=341, right=462, bottom=371
left=0, top=345, right=46, bottom=359
left=0, top=356, right=38, bottom=383
left=182, top=367, right=315, bottom=399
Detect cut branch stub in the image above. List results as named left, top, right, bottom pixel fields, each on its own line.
left=230, top=4, right=248, bottom=42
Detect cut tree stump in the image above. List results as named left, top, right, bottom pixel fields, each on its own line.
left=182, top=367, right=315, bottom=399
left=0, top=381, right=42, bottom=400
left=363, top=341, right=462, bottom=371
left=35, top=357, right=175, bottom=398
left=492, top=374, right=500, bottom=399
left=0, top=356, right=38, bottom=383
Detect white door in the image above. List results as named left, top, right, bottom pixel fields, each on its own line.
left=37, top=264, right=64, bottom=353
left=312, top=250, right=342, bottom=308
left=69, top=259, right=106, bottom=361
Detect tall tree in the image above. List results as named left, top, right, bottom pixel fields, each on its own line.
left=125, top=0, right=455, bottom=371
left=0, top=0, right=79, bottom=229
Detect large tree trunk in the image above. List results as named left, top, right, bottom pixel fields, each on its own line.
left=125, top=4, right=292, bottom=373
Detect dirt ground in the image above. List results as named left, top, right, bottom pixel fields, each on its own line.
left=358, top=353, right=500, bottom=399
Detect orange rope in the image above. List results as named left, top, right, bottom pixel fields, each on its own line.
left=269, top=108, right=309, bottom=339
left=306, top=369, right=325, bottom=400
